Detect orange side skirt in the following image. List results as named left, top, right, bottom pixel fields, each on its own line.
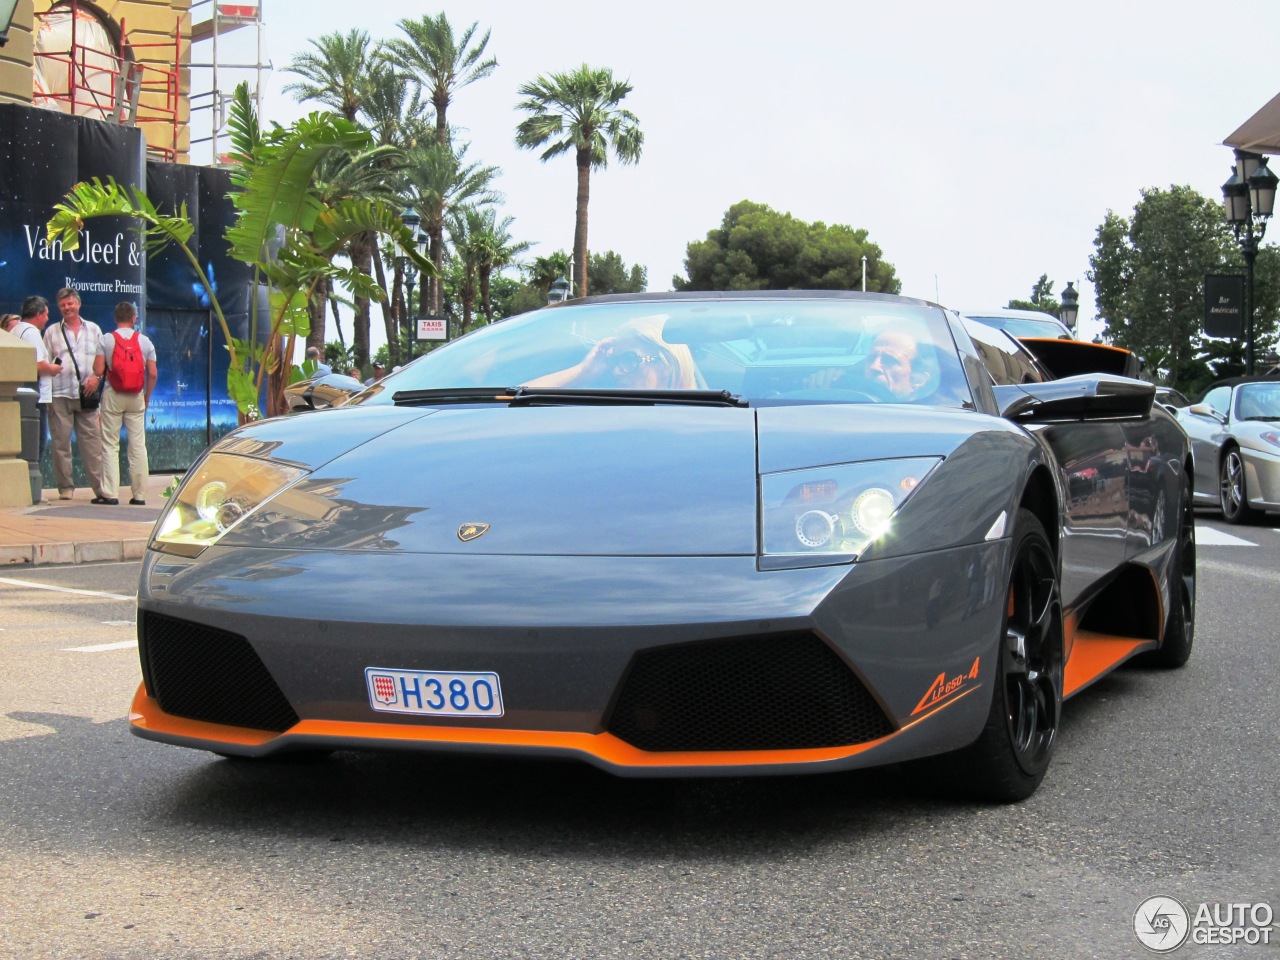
left=1062, top=629, right=1154, bottom=698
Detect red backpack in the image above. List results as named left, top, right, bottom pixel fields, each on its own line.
left=107, top=331, right=145, bottom=393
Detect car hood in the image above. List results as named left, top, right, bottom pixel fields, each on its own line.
left=213, top=402, right=980, bottom=557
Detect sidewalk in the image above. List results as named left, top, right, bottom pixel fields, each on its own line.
left=0, top=473, right=176, bottom=566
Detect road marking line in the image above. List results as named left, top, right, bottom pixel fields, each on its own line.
left=1194, top=526, right=1257, bottom=546
left=66, top=640, right=138, bottom=653
left=102, top=620, right=135, bottom=626
left=0, top=577, right=134, bottom=601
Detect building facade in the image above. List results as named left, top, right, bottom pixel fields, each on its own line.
left=1, top=0, right=192, bottom=162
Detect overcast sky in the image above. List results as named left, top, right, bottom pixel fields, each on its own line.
left=193, top=0, right=1280, bottom=348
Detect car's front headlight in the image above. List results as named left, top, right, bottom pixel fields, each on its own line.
left=151, top=453, right=309, bottom=556
left=760, top=458, right=941, bottom=569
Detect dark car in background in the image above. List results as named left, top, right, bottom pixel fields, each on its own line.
left=130, top=292, right=1194, bottom=803
left=959, top=308, right=1074, bottom=340
left=1177, top=376, right=1280, bottom=522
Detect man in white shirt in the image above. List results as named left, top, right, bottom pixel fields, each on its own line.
left=93, top=301, right=158, bottom=506
left=15, top=295, right=61, bottom=466
left=43, top=287, right=109, bottom=502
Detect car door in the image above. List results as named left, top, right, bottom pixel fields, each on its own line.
left=962, top=320, right=1127, bottom=606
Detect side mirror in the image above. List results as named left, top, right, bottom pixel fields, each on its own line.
left=1188, top=402, right=1226, bottom=424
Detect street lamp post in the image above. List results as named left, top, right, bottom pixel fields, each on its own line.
left=1222, top=150, right=1279, bottom=375
left=0, top=0, right=20, bottom=47
left=547, top=276, right=571, bottom=304
left=1059, top=281, right=1079, bottom=335
left=398, top=208, right=421, bottom=358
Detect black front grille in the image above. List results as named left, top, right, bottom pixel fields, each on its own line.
left=140, top=611, right=299, bottom=732
left=605, top=632, right=894, bottom=752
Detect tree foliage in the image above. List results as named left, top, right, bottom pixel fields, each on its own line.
left=674, top=201, right=899, bottom=293
left=47, top=88, right=431, bottom=420
left=586, top=250, right=646, bottom=295
left=1007, top=274, right=1060, bottom=314
left=1088, top=184, right=1280, bottom=390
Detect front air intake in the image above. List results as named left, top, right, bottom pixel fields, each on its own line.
left=605, top=632, right=894, bottom=752
left=139, top=611, right=299, bottom=733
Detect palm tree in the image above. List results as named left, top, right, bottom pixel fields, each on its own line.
left=527, top=252, right=571, bottom=294
left=514, top=65, right=643, bottom=298
left=282, top=30, right=375, bottom=123
left=384, top=14, right=497, bottom=312
left=446, top=206, right=484, bottom=335
left=471, top=209, right=530, bottom=323
left=350, top=58, right=432, bottom=369
left=404, top=140, right=501, bottom=318
left=384, top=14, right=497, bottom=148
left=304, top=143, right=406, bottom=363
left=284, top=30, right=383, bottom=364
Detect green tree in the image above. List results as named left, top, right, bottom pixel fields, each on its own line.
left=514, top=64, right=643, bottom=298
left=284, top=30, right=389, bottom=367
left=1086, top=185, right=1280, bottom=389
left=493, top=276, right=548, bottom=318
left=1007, top=274, right=1060, bottom=314
left=675, top=200, right=899, bottom=292
left=47, top=90, right=431, bottom=419
left=586, top=250, right=646, bottom=295
left=385, top=14, right=498, bottom=314
left=526, top=251, right=571, bottom=294
left=404, top=140, right=501, bottom=316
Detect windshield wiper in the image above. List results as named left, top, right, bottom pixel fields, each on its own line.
left=392, top=387, right=521, bottom=406
left=1239, top=415, right=1280, bottom=422
left=508, top=387, right=748, bottom=408
left=393, top=386, right=748, bottom=408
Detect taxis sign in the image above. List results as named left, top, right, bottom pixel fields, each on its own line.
left=416, top=316, right=448, bottom=341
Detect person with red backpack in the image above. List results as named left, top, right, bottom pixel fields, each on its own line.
left=92, top=301, right=158, bottom=505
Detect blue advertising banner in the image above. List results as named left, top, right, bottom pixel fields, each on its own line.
left=143, top=161, right=255, bottom=470
left=0, top=104, right=145, bottom=325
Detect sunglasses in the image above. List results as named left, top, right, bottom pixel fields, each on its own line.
left=612, top=349, right=670, bottom=375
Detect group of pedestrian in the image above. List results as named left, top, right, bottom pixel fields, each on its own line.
left=6, top=288, right=157, bottom=505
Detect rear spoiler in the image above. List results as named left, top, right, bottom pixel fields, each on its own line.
left=1017, top=337, right=1143, bottom=380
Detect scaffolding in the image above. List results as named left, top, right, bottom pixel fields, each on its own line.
left=32, top=0, right=183, bottom=161
left=187, top=0, right=268, bottom=166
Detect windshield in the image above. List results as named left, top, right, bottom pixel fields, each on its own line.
left=1235, top=382, right=1280, bottom=420
left=965, top=315, right=1071, bottom=339
left=352, top=298, right=972, bottom=408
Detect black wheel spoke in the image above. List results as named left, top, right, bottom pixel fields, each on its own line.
left=1001, top=531, right=1062, bottom=774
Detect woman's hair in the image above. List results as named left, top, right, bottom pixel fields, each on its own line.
left=1, top=314, right=20, bottom=332
left=617, top=316, right=699, bottom=389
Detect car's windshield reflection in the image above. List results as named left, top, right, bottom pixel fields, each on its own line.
left=351, top=299, right=973, bottom=409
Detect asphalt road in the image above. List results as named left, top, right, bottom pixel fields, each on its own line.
left=0, top=521, right=1276, bottom=960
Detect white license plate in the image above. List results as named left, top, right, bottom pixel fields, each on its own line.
left=365, top=668, right=504, bottom=718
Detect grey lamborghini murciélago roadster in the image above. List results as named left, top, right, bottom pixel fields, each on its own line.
left=132, top=292, right=1195, bottom=801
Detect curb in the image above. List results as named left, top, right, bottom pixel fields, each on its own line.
left=0, top=537, right=150, bottom=566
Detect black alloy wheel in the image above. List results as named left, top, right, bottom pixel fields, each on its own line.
left=947, top=509, right=1064, bottom=802
left=1219, top=447, right=1260, bottom=524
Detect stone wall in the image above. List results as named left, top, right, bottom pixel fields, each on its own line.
left=0, top=329, right=36, bottom=507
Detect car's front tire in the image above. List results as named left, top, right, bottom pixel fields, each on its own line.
left=948, top=509, right=1063, bottom=802
left=1220, top=447, right=1260, bottom=524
